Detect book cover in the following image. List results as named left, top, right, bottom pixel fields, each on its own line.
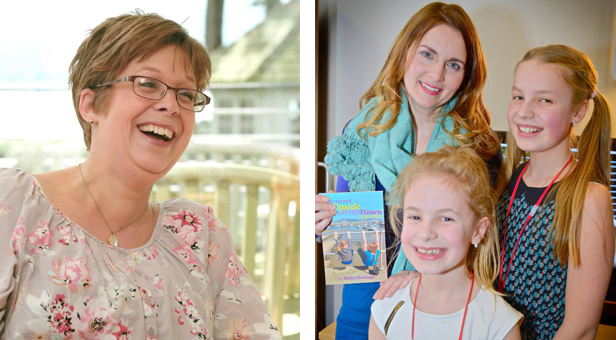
left=319, top=191, right=387, bottom=285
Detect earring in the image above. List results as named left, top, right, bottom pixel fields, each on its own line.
left=572, top=121, right=577, bottom=126
left=473, top=243, right=478, bottom=248
left=90, top=120, right=94, bottom=124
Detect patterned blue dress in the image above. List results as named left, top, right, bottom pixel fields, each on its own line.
left=496, top=164, right=567, bottom=339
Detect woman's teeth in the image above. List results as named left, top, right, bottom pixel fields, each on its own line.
left=138, top=124, right=174, bottom=140
left=519, top=126, right=542, bottom=133
left=421, top=81, right=441, bottom=92
left=416, top=248, right=445, bottom=255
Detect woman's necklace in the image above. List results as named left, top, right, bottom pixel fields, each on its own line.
left=411, top=271, right=474, bottom=340
left=78, top=163, right=150, bottom=247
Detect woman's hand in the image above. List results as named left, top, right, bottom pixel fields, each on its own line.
left=315, top=194, right=336, bottom=236
left=373, top=271, right=419, bottom=300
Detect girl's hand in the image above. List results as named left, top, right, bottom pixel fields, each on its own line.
left=316, top=194, right=336, bottom=236
left=373, top=271, right=419, bottom=300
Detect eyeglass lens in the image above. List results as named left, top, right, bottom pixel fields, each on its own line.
left=133, top=76, right=207, bottom=112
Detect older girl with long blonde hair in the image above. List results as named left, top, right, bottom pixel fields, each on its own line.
left=497, top=44, right=614, bottom=339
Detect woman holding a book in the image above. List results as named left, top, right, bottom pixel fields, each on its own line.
left=315, top=2, right=502, bottom=339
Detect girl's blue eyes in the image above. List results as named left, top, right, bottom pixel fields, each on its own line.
left=512, top=96, right=552, bottom=103
left=406, top=216, right=454, bottom=222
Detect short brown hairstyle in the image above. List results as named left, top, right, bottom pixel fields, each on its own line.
left=69, top=10, right=211, bottom=150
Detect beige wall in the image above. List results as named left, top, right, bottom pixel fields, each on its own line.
left=326, top=0, right=616, bottom=137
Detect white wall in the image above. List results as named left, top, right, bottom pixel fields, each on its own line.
left=327, top=0, right=616, bottom=138
left=323, top=0, right=616, bottom=325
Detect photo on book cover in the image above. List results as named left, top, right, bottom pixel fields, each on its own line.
left=320, top=191, right=387, bottom=285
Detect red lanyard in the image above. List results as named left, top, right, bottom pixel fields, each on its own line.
left=497, top=154, right=573, bottom=292
left=411, top=271, right=474, bottom=340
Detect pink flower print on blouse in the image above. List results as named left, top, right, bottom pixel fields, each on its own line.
left=207, top=240, right=220, bottom=265
left=202, top=205, right=226, bottom=231
left=142, top=246, right=160, bottom=260
left=172, top=210, right=202, bottom=232
left=152, top=274, right=164, bottom=292
left=139, top=287, right=157, bottom=317
left=128, top=246, right=160, bottom=264
left=112, top=322, right=132, bottom=340
left=165, top=212, right=202, bottom=246
left=173, top=242, right=203, bottom=272
left=208, top=218, right=218, bottom=233
left=28, top=221, right=54, bottom=256
left=224, top=318, right=253, bottom=340
left=10, top=216, right=26, bottom=256
left=48, top=294, right=76, bottom=336
left=73, top=295, right=119, bottom=337
left=174, top=288, right=208, bottom=339
left=226, top=255, right=246, bottom=287
left=49, top=256, right=91, bottom=293
left=56, top=223, right=77, bottom=246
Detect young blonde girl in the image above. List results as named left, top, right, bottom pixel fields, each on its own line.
left=497, top=44, right=614, bottom=339
left=370, top=145, right=522, bottom=339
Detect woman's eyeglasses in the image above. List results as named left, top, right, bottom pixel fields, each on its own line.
left=90, top=75, right=211, bottom=112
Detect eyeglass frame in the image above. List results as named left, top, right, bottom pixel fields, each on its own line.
left=89, top=75, right=211, bottom=112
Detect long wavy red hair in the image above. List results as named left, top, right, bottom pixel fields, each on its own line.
left=357, top=2, right=499, bottom=159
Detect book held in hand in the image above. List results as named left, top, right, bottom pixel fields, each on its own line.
left=320, top=191, right=387, bottom=285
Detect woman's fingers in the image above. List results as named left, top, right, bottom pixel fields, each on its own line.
left=315, top=212, right=335, bottom=235
left=315, top=195, right=337, bottom=235
left=373, top=271, right=419, bottom=300
left=315, top=201, right=336, bottom=214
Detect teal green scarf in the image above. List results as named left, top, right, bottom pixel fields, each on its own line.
left=325, top=89, right=461, bottom=192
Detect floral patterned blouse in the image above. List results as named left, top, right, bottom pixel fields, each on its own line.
left=0, top=168, right=280, bottom=339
